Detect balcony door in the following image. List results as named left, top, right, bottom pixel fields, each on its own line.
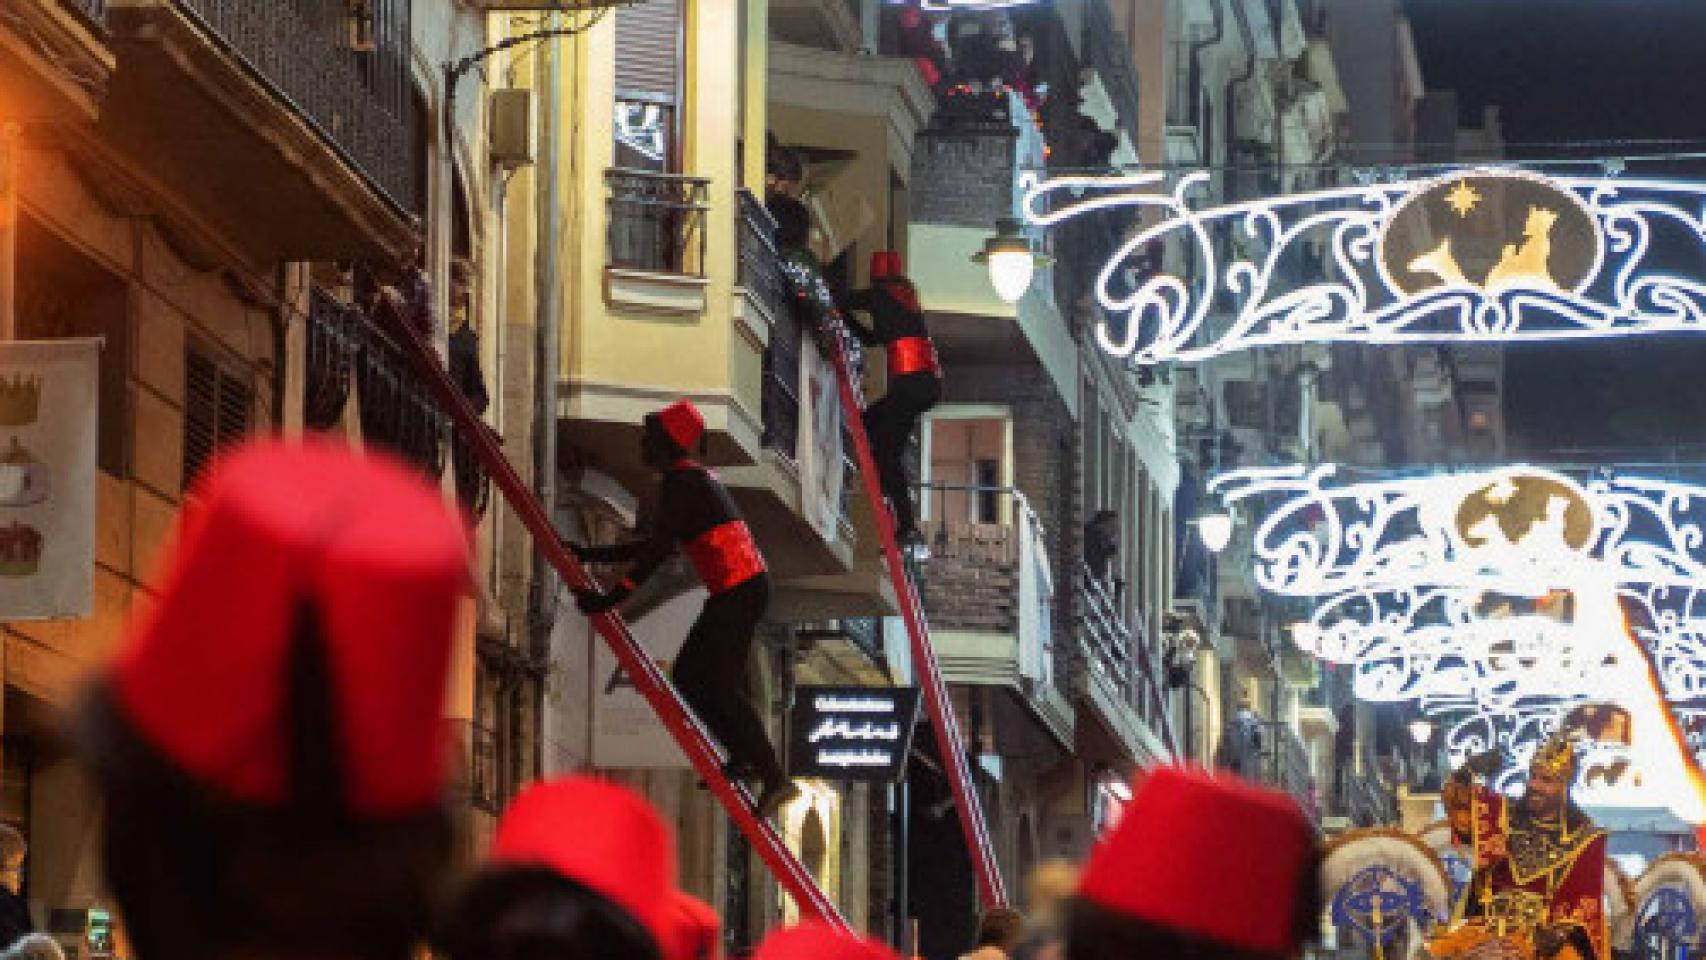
left=920, top=408, right=1013, bottom=558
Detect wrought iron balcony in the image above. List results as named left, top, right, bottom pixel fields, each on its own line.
left=740, top=190, right=803, bottom=460
left=1223, top=720, right=1316, bottom=818
left=606, top=168, right=710, bottom=275
left=171, top=0, right=417, bottom=212
left=65, top=0, right=107, bottom=27
left=1082, top=0, right=1141, bottom=138
left=305, top=285, right=492, bottom=517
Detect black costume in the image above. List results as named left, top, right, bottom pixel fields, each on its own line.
left=577, top=460, right=783, bottom=787
left=845, top=277, right=941, bottom=540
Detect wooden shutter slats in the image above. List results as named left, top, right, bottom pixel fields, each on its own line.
left=615, top=0, right=682, bottom=101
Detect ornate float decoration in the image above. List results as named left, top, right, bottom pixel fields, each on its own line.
left=1021, top=168, right=1706, bottom=364
left=1322, top=828, right=1453, bottom=960
left=1211, top=463, right=1706, bottom=815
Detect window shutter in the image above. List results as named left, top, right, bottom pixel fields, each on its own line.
left=183, top=349, right=218, bottom=490
left=614, top=0, right=683, bottom=102
left=182, top=345, right=255, bottom=491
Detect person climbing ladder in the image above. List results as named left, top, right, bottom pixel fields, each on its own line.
left=845, top=251, right=942, bottom=549
left=565, top=400, right=799, bottom=818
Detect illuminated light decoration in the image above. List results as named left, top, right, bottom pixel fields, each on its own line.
left=915, top=0, right=1042, bottom=10
left=614, top=101, right=669, bottom=164
left=1196, top=512, right=1235, bottom=553
left=1019, top=167, right=1706, bottom=365
left=1215, top=464, right=1706, bottom=817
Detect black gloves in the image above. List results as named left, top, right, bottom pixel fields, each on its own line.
left=574, top=586, right=629, bottom=616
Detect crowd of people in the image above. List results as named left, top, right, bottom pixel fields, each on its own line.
left=0, top=438, right=1324, bottom=960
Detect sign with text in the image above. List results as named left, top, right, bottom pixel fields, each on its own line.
left=787, top=685, right=920, bottom=782
left=0, top=340, right=97, bottom=619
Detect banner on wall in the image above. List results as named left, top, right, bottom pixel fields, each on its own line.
left=800, top=337, right=845, bottom=544
left=589, top=586, right=707, bottom=769
left=0, top=339, right=97, bottom=620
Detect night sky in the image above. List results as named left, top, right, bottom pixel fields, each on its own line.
left=1403, top=0, right=1706, bottom=460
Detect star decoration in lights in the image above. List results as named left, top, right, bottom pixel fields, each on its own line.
left=1445, top=180, right=1483, bottom=217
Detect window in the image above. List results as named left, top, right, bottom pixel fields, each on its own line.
left=182, top=345, right=253, bottom=491
left=614, top=0, right=684, bottom=171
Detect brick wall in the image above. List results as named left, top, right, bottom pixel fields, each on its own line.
left=910, top=125, right=1018, bottom=228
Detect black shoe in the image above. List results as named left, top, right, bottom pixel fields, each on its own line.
left=755, top=778, right=800, bottom=819
left=722, top=760, right=761, bottom=782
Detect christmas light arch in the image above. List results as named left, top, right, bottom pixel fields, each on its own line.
left=1021, top=167, right=1706, bottom=365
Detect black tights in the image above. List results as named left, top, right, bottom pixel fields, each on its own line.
left=671, top=575, right=784, bottom=785
left=862, top=372, right=940, bottom=536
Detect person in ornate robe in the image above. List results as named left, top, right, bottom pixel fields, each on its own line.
left=1431, top=735, right=1607, bottom=960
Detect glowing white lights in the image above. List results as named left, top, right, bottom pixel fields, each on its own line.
left=1020, top=168, right=1706, bottom=364
left=1197, top=512, right=1235, bottom=553
left=1214, top=463, right=1706, bottom=817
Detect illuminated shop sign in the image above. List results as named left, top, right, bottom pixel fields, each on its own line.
left=788, top=686, right=922, bottom=782
left=1022, top=167, right=1706, bottom=364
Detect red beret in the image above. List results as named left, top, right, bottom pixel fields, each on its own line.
left=752, top=923, right=900, bottom=960
left=491, top=777, right=677, bottom=954
left=668, top=892, right=721, bottom=960
left=1078, top=766, right=1316, bottom=956
left=656, top=400, right=705, bottom=453
left=109, top=439, right=470, bottom=818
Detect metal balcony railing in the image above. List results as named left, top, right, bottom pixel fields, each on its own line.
left=64, top=0, right=107, bottom=28
left=307, top=284, right=491, bottom=516
left=1335, top=766, right=1397, bottom=827
left=606, top=168, right=710, bottom=276
left=1079, top=564, right=1178, bottom=751
left=174, top=0, right=416, bottom=211
left=740, top=190, right=803, bottom=461
left=1083, top=0, right=1141, bottom=137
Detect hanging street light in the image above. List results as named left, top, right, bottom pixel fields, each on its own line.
left=1408, top=718, right=1436, bottom=746
left=1196, top=511, right=1234, bottom=553
left=973, top=217, right=1047, bottom=303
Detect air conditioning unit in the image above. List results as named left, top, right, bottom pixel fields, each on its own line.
left=489, top=89, right=535, bottom=170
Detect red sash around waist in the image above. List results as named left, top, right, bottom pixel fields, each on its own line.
left=888, top=336, right=941, bottom=378
left=681, top=521, right=766, bottom=594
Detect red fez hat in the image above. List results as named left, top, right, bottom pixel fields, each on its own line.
left=1078, top=766, right=1316, bottom=956
left=752, top=923, right=900, bottom=960
left=870, top=251, right=904, bottom=281
left=655, top=399, right=705, bottom=453
left=491, top=777, right=677, bottom=954
left=668, top=892, right=721, bottom=960
left=107, top=439, right=470, bottom=818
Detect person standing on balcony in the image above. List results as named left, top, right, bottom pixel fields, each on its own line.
left=447, top=259, right=488, bottom=416
left=565, top=401, right=798, bottom=818
left=1083, top=509, right=1123, bottom=603
left=845, top=251, right=942, bottom=549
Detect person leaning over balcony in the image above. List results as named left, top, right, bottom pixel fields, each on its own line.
left=72, top=439, right=470, bottom=960
left=844, top=251, right=941, bottom=549
left=564, top=401, right=799, bottom=818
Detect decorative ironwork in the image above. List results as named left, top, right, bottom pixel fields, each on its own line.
left=66, top=0, right=106, bottom=27
left=1023, top=168, right=1706, bottom=365
left=606, top=168, right=709, bottom=275
left=305, top=287, right=357, bottom=430
left=175, top=0, right=417, bottom=211
left=740, top=190, right=801, bottom=460
left=356, top=313, right=445, bottom=475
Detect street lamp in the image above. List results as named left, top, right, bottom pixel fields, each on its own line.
left=1196, top=511, right=1234, bottom=553
left=1408, top=718, right=1435, bottom=746
left=973, top=217, right=1046, bottom=303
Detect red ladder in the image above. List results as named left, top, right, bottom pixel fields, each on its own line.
left=369, top=301, right=849, bottom=931
left=819, top=323, right=1009, bottom=909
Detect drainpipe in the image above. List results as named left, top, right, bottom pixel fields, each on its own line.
left=531, top=15, right=563, bottom=670
left=1224, top=0, right=1257, bottom=203
left=1187, top=0, right=1225, bottom=150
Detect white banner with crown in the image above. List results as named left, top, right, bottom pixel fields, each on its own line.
left=0, top=339, right=97, bottom=620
